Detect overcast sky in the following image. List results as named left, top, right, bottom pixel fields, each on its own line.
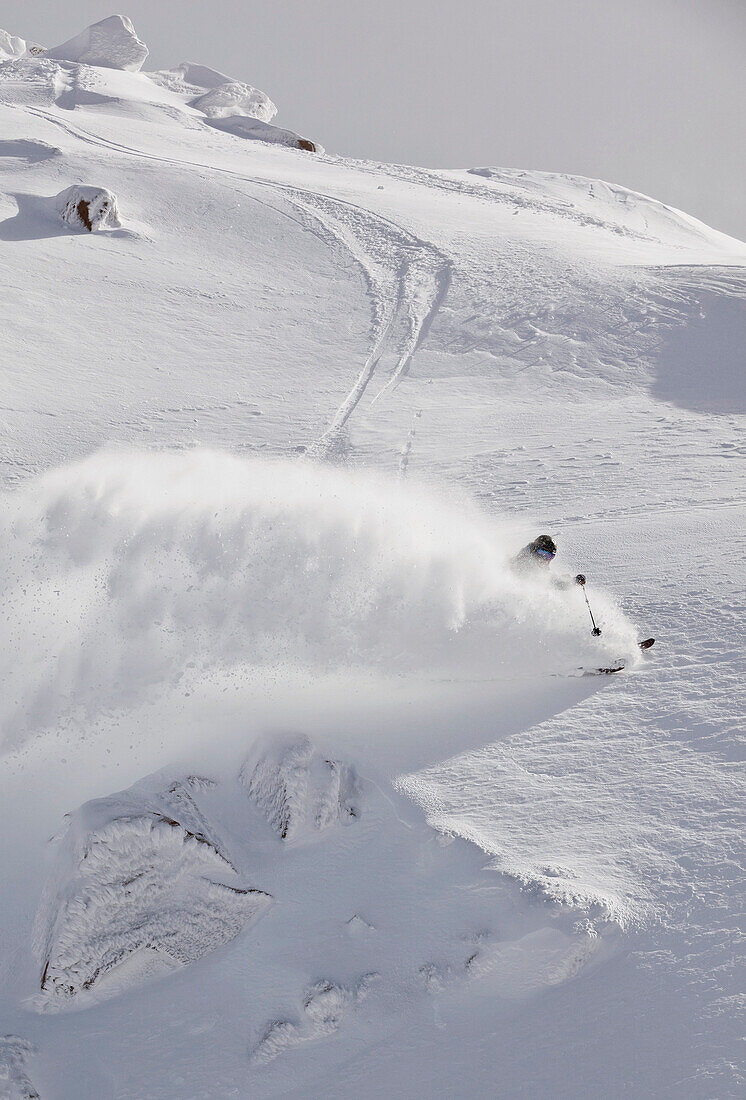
left=8, top=0, right=746, bottom=239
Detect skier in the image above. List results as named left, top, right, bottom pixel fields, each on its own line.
left=512, top=534, right=586, bottom=591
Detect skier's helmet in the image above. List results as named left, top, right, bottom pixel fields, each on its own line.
left=530, top=534, right=556, bottom=561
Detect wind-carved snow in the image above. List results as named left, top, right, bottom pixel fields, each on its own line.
left=33, top=784, right=272, bottom=1010
left=56, top=184, right=120, bottom=231
left=191, top=82, right=277, bottom=123
left=240, top=736, right=359, bottom=842
left=147, top=58, right=313, bottom=149
left=45, top=15, right=149, bottom=73
left=0, top=29, right=26, bottom=61
left=251, top=975, right=377, bottom=1065
left=0, top=1037, right=38, bottom=1100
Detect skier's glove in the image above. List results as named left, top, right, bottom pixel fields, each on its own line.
left=575, top=574, right=586, bottom=586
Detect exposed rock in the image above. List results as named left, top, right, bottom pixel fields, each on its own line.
left=0, top=29, right=26, bottom=61
left=191, top=81, right=277, bottom=123
left=45, top=15, right=148, bottom=72
left=206, top=115, right=321, bottom=153
left=56, top=185, right=121, bottom=232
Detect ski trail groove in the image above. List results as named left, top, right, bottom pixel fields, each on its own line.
left=279, top=188, right=452, bottom=458
left=16, top=103, right=453, bottom=459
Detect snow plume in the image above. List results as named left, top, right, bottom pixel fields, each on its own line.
left=0, top=450, right=637, bottom=748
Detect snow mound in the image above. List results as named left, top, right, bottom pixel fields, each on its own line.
left=45, top=15, right=148, bottom=72
left=56, top=184, right=121, bottom=232
left=206, top=115, right=321, bottom=153
left=0, top=1036, right=38, bottom=1100
left=191, top=81, right=277, bottom=123
left=462, top=926, right=600, bottom=991
left=418, top=926, right=601, bottom=999
left=251, top=975, right=377, bottom=1065
left=0, top=29, right=25, bottom=61
left=240, top=736, right=360, bottom=842
left=33, top=783, right=272, bottom=1010
left=0, top=450, right=638, bottom=747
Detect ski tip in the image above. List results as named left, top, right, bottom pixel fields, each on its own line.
left=638, top=638, right=655, bottom=650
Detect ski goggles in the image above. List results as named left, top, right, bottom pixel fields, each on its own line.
left=534, top=547, right=555, bottom=560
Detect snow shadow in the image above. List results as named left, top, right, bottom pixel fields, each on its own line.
left=0, top=139, right=61, bottom=164
left=650, top=281, right=746, bottom=414
left=0, top=193, right=70, bottom=241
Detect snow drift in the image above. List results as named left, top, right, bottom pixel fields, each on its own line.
left=0, top=449, right=637, bottom=750
left=206, top=115, right=320, bottom=152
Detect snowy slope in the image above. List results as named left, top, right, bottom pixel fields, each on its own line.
left=1, top=18, right=745, bottom=1100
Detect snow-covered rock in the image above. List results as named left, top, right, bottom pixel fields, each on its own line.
left=0, top=1036, right=38, bottom=1100
left=191, top=81, right=277, bottom=123
left=0, top=29, right=25, bottom=61
left=55, top=185, right=121, bottom=231
left=45, top=15, right=148, bottom=72
left=206, top=114, right=321, bottom=153
left=34, top=784, right=273, bottom=1009
left=251, top=975, right=377, bottom=1065
left=240, top=736, right=359, bottom=842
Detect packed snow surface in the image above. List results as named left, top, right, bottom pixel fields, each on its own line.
left=0, top=13, right=744, bottom=1100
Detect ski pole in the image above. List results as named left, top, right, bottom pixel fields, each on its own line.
left=575, top=575, right=601, bottom=636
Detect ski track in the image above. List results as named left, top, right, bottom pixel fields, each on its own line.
left=15, top=102, right=453, bottom=459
